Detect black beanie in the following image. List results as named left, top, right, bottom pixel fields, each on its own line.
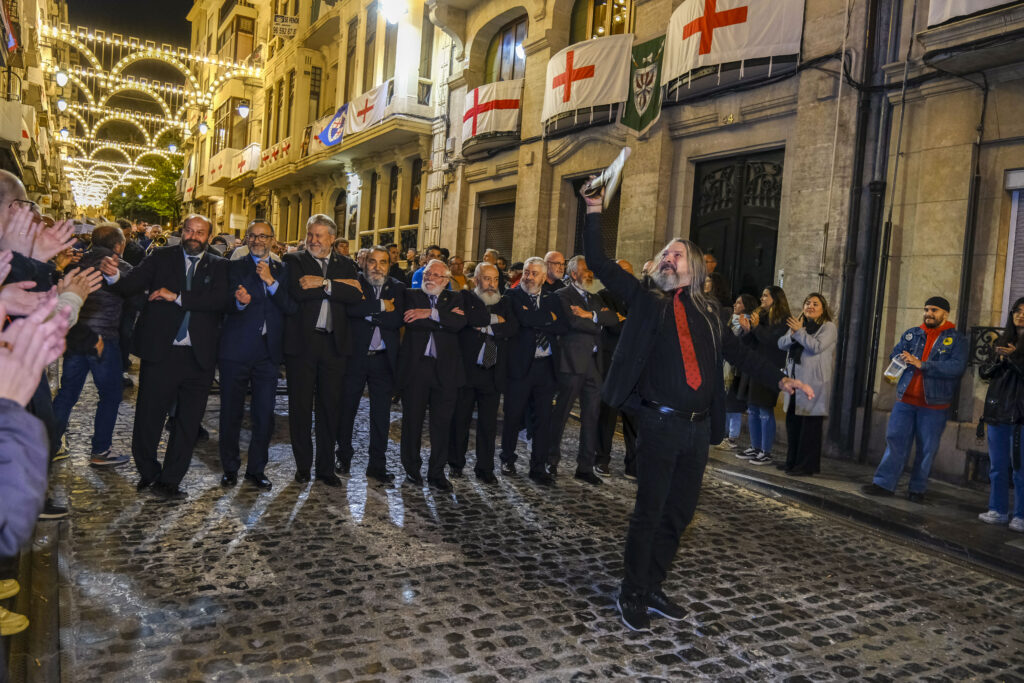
left=925, top=296, right=950, bottom=312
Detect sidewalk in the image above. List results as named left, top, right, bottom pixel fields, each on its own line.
left=707, top=445, right=1024, bottom=581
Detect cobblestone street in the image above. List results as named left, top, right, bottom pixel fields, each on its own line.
left=53, top=379, right=1024, bottom=682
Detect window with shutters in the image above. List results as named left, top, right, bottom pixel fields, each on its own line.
left=308, top=66, right=322, bottom=123
left=345, top=18, right=359, bottom=102
left=478, top=188, right=517, bottom=259
left=286, top=70, right=296, bottom=135
left=383, top=19, right=398, bottom=81
left=484, top=16, right=527, bottom=84
left=363, top=4, right=378, bottom=93
left=1004, top=190, right=1024, bottom=319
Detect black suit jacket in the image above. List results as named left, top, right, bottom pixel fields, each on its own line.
left=282, top=251, right=362, bottom=356
left=220, top=256, right=296, bottom=366
left=598, top=287, right=628, bottom=362
left=503, top=286, right=567, bottom=380
left=345, top=274, right=407, bottom=374
left=397, top=288, right=468, bottom=389
left=457, top=293, right=519, bottom=391
left=554, top=284, right=618, bottom=375
left=109, top=245, right=228, bottom=370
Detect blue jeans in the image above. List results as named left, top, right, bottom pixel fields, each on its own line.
left=52, top=342, right=123, bottom=455
left=873, top=401, right=948, bottom=494
left=726, top=412, right=743, bottom=440
left=986, top=423, right=1024, bottom=518
left=748, top=403, right=776, bottom=453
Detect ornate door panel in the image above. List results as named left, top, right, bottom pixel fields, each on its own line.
left=691, top=150, right=784, bottom=298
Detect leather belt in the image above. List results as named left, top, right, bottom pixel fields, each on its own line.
left=367, top=349, right=386, bottom=356
left=641, top=398, right=708, bottom=422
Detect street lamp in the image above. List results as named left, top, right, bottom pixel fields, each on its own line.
left=381, top=0, right=406, bottom=24
left=168, top=143, right=177, bottom=152
left=121, top=191, right=126, bottom=197
left=237, top=101, right=250, bottom=118
left=55, top=70, right=68, bottom=87
left=198, top=121, right=208, bottom=134
left=56, top=98, right=67, bottom=111
left=59, top=127, right=69, bottom=139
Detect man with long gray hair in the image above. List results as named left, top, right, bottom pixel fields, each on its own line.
left=581, top=185, right=813, bottom=632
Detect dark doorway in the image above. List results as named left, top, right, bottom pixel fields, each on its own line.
left=572, top=176, right=620, bottom=257
left=690, top=150, right=784, bottom=298
left=333, top=192, right=347, bottom=238
left=478, top=188, right=517, bottom=259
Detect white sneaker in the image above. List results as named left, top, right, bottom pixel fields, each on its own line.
left=736, top=447, right=758, bottom=460
left=1010, top=517, right=1024, bottom=533
left=750, top=451, right=773, bottom=465
left=978, top=510, right=1008, bottom=525
left=716, top=438, right=739, bottom=451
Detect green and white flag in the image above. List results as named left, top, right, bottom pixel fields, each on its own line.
left=621, top=36, right=666, bottom=136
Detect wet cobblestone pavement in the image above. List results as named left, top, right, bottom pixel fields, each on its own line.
left=54, top=379, right=1024, bottom=682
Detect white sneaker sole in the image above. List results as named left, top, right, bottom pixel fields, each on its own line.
left=978, top=514, right=1008, bottom=525
left=616, top=597, right=650, bottom=632
left=647, top=605, right=685, bottom=622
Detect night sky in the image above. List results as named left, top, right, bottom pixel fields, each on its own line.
left=66, top=0, right=195, bottom=46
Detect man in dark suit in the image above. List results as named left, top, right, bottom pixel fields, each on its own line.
left=549, top=256, right=618, bottom=485
left=499, top=257, right=567, bottom=484
left=397, top=259, right=467, bottom=491
left=337, top=245, right=405, bottom=484
left=282, top=214, right=363, bottom=487
left=98, top=214, right=228, bottom=499
left=449, top=263, right=518, bottom=483
left=218, top=220, right=295, bottom=492
left=385, top=242, right=406, bottom=282
left=596, top=259, right=638, bottom=479
left=542, top=251, right=566, bottom=293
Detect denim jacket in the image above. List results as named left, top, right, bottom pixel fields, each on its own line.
left=890, top=325, right=968, bottom=405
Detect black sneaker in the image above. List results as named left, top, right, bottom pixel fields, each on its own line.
left=594, top=464, right=611, bottom=477
left=907, top=491, right=925, bottom=504
left=500, top=461, right=517, bottom=476
left=617, top=593, right=650, bottom=631
left=860, top=483, right=894, bottom=496
left=39, top=500, right=69, bottom=520
left=647, top=589, right=686, bottom=621
left=574, top=470, right=603, bottom=486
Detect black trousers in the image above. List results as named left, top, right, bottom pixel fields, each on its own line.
left=285, top=332, right=345, bottom=478
left=597, top=401, right=638, bottom=473
left=337, top=351, right=394, bottom=476
left=133, top=347, right=215, bottom=486
left=218, top=353, right=278, bottom=476
left=784, top=400, right=824, bottom=474
left=622, top=406, right=710, bottom=597
left=549, top=357, right=603, bottom=474
left=450, top=380, right=500, bottom=474
left=399, top=358, right=457, bottom=480
left=500, top=357, right=556, bottom=475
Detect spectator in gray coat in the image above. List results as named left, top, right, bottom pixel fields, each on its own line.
left=777, top=293, right=837, bottom=476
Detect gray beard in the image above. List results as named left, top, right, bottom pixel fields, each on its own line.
left=475, top=289, right=500, bottom=306
left=520, top=281, right=541, bottom=296
left=422, top=283, right=442, bottom=297
left=650, top=267, right=681, bottom=292
left=580, top=280, right=602, bottom=295
left=365, top=272, right=386, bottom=287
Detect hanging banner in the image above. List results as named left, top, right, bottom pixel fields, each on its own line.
left=315, top=104, right=348, bottom=149
left=541, top=34, right=633, bottom=123
left=462, top=79, right=523, bottom=140
left=343, top=82, right=390, bottom=136
left=927, top=0, right=1015, bottom=25
left=621, top=36, right=666, bottom=136
left=664, top=0, right=804, bottom=84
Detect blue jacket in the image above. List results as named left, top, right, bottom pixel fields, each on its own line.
left=890, top=325, right=968, bottom=406
left=219, top=255, right=297, bottom=366
left=0, top=399, right=48, bottom=557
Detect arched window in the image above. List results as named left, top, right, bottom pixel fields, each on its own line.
left=569, top=0, right=634, bottom=44
left=484, top=16, right=528, bottom=83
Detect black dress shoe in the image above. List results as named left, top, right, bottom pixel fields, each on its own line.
left=547, top=464, right=558, bottom=478
left=475, top=470, right=497, bottom=484
left=221, top=472, right=238, bottom=487
left=196, top=426, right=210, bottom=442
left=294, top=471, right=311, bottom=483
left=428, top=477, right=453, bottom=492
left=448, top=467, right=463, bottom=478
left=366, top=470, right=396, bottom=484
left=529, top=470, right=555, bottom=485
left=151, top=482, right=187, bottom=500
left=137, top=479, right=154, bottom=492
left=907, top=491, right=925, bottom=503
left=335, top=460, right=351, bottom=476
left=647, top=589, right=686, bottom=621
left=574, top=470, right=603, bottom=486
left=594, top=464, right=611, bottom=477
left=787, top=470, right=813, bottom=477
left=860, top=483, right=894, bottom=496
left=500, top=461, right=517, bottom=476
left=316, top=473, right=343, bottom=487
left=244, top=473, right=272, bottom=491
left=405, top=473, right=424, bottom=486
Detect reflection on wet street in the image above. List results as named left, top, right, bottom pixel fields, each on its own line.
left=57, top=385, right=1024, bottom=681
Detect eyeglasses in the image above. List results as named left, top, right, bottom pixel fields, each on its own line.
left=423, top=272, right=449, bottom=280
left=249, top=234, right=273, bottom=241
left=547, top=260, right=566, bottom=267
left=10, top=199, right=40, bottom=215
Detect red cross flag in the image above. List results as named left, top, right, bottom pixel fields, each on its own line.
left=541, top=34, right=633, bottom=123
left=343, top=82, right=390, bottom=136
left=664, top=0, right=804, bottom=84
left=462, top=79, right=524, bottom=141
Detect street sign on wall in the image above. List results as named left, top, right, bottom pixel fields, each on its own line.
left=272, top=15, right=299, bottom=38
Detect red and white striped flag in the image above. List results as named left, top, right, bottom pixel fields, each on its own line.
left=462, top=79, right=523, bottom=140
left=541, top=34, right=633, bottom=123
left=664, top=0, right=804, bottom=83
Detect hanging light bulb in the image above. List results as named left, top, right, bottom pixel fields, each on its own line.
left=60, top=127, right=69, bottom=139
left=380, top=0, right=406, bottom=24
left=55, top=70, right=69, bottom=87
left=56, top=98, right=67, bottom=111
left=198, top=121, right=208, bottom=134
left=121, top=191, right=126, bottom=197
left=138, top=194, right=143, bottom=199
left=236, top=101, right=250, bottom=118
left=168, top=143, right=178, bottom=152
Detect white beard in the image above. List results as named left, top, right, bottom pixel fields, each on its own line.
left=365, top=272, right=386, bottom=287
left=581, top=280, right=602, bottom=295
left=422, top=282, right=443, bottom=297
left=475, top=289, right=500, bottom=306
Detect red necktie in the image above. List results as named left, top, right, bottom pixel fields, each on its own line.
left=674, top=291, right=702, bottom=390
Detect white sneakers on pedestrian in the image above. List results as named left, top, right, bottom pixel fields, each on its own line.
left=1010, top=517, right=1024, bottom=533
left=716, top=438, right=739, bottom=451
left=750, top=451, right=773, bottom=465
left=978, top=510, right=1009, bottom=525
left=736, top=447, right=758, bottom=460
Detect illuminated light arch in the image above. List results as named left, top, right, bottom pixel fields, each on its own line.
left=91, top=116, right=152, bottom=145
left=88, top=145, right=132, bottom=163
left=101, top=85, right=173, bottom=118
left=65, top=110, right=91, bottom=136
left=55, top=34, right=104, bottom=71
left=109, top=52, right=200, bottom=92
left=63, top=73, right=97, bottom=105
left=58, top=140, right=87, bottom=157
left=135, top=150, right=171, bottom=166
left=152, top=123, right=183, bottom=145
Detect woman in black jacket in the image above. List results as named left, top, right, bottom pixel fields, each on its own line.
left=737, top=286, right=790, bottom=465
left=977, top=297, right=1024, bottom=532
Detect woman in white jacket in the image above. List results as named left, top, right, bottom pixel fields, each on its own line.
left=777, top=293, right=837, bottom=476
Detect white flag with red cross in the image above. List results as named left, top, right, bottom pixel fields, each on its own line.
left=541, top=34, right=633, bottom=123
left=343, top=82, right=390, bottom=136
left=664, top=0, right=804, bottom=83
left=462, top=79, right=524, bottom=141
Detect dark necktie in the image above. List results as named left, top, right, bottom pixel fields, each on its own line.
left=369, top=285, right=383, bottom=349
left=316, top=258, right=332, bottom=331
left=674, top=290, right=702, bottom=390
left=530, top=293, right=550, bottom=351
left=174, top=256, right=198, bottom=343
left=481, top=328, right=498, bottom=368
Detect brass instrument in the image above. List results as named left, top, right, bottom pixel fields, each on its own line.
left=152, top=232, right=169, bottom=247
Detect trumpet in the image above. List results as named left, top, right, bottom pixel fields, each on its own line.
left=152, top=232, right=169, bottom=247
